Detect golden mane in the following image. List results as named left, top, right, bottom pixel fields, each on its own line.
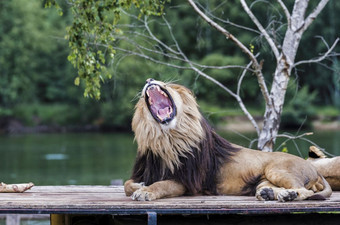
left=132, top=83, right=204, bottom=172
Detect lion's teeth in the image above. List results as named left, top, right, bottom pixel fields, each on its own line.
left=161, top=91, right=167, bottom=97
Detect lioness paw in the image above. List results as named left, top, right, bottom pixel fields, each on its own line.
left=132, top=188, right=157, bottom=201
left=277, top=190, right=298, bottom=202
left=256, top=187, right=275, bottom=201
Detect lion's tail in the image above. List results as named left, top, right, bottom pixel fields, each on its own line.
left=308, top=175, right=332, bottom=200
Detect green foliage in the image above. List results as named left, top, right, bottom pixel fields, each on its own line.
left=45, top=0, right=169, bottom=99
left=1, top=0, right=339, bottom=131
left=0, top=0, right=75, bottom=114
left=13, top=103, right=79, bottom=126
left=281, top=146, right=288, bottom=153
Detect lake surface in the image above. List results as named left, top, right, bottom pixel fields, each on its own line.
left=0, top=131, right=339, bottom=185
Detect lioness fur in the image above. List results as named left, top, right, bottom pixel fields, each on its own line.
left=124, top=79, right=332, bottom=202
left=308, top=146, right=340, bottom=191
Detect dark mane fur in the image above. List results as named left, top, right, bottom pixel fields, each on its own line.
left=131, top=117, right=240, bottom=195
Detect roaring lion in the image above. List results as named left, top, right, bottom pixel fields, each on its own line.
left=124, top=79, right=332, bottom=202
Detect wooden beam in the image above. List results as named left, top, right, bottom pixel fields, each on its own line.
left=50, top=214, right=66, bottom=225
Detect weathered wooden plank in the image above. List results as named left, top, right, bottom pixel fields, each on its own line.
left=0, top=214, right=49, bottom=220
left=0, top=186, right=338, bottom=215
left=28, top=186, right=124, bottom=193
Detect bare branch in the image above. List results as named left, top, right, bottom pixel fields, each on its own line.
left=187, top=0, right=271, bottom=108
left=144, top=17, right=180, bottom=56
left=303, top=0, right=330, bottom=32
left=275, top=132, right=336, bottom=157
left=276, top=0, right=291, bottom=27
left=113, top=47, right=190, bottom=70
left=294, top=38, right=339, bottom=67
left=276, top=132, right=314, bottom=140
left=240, top=0, right=280, bottom=60
left=187, top=0, right=257, bottom=64
left=275, top=132, right=313, bottom=152
left=237, top=61, right=253, bottom=97
left=115, top=36, right=184, bottom=62
left=116, top=20, right=256, bottom=72
left=189, top=64, right=261, bottom=134
left=195, top=1, right=261, bottom=35
left=237, top=60, right=261, bottom=135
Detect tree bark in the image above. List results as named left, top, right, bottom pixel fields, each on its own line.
left=258, top=0, right=317, bottom=151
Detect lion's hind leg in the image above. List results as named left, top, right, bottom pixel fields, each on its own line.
left=255, top=180, right=315, bottom=202
left=255, top=180, right=284, bottom=201
left=256, top=167, right=319, bottom=202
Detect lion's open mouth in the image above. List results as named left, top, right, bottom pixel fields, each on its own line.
left=145, top=84, right=176, bottom=124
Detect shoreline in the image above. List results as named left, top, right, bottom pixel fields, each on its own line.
left=217, top=116, right=340, bottom=133
left=1, top=116, right=339, bottom=135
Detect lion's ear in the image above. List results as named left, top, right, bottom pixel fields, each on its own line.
left=170, top=84, right=195, bottom=97
left=185, top=87, right=195, bottom=97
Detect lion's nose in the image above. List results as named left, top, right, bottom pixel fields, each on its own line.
left=146, top=78, right=154, bottom=84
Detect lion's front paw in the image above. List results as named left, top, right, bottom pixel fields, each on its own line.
left=124, top=180, right=145, bottom=196
left=277, top=190, right=298, bottom=202
left=256, top=187, right=275, bottom=201
left=132, top=188, right=157, bottom=201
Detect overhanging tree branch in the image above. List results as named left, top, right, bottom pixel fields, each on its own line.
left=121, top=13, right=262, bottom=134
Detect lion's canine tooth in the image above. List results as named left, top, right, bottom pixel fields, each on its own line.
left=156, top=86, right=161, bottom=92
left=156, top=113, right=163, bottom=121
left=161, top=91, right=168, bottom=97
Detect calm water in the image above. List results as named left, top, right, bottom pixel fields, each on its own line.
left=0, top=131, right=339, bottom=185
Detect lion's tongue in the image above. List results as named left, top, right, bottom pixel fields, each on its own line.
left=147, top=87, right=172, bottom=121
left=158, top=107, right=170, bottom=119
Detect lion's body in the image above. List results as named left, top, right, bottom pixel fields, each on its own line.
left=124, top=80, right=332, bottom=202
left=217, top=148, right=326, bottom=200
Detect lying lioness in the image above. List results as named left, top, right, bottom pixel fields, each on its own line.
left=308, top=146, right=340, bottom=191
left=124, top=79, right=332, bottom=202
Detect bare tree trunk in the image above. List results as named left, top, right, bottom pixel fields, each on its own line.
left=258, top=0, right=329, bottom=151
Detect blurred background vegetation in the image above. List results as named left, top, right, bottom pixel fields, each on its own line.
left=0, top=0, right=339, bottom=133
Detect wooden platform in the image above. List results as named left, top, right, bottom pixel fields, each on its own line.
left=0, top=186, right=339, bottom=224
